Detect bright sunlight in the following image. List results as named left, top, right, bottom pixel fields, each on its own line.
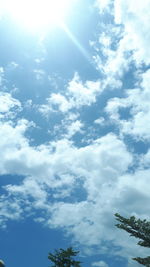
left=3, top=0, right=72, bottom=31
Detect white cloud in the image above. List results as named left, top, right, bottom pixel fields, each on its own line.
left=0, top=100, right=149, bottom=265
left=0, top=196, right=23, bottom=228
left=46, top=166, right=150, bottom=261
left=0, top=1, right=150, bottom=265
left=6, top=177, right=47, bottom=201
left=39, top=73, right=102, bottom=115
left=101, top=38, right=130, bottom=78
left=66, top=112, right=80, bottom=121
left=93, top=0, right=150, bottom=98
left=1, top=131, right=132, bottom=248
left=92, top=24, right=129, bottom=90
left=92, top=261, right=109, bottom=267
left=0, top=92, right=21, bottom=117
left=114, top=0, right=150, bottom=64
left=94, top=117, right=105, bottom=125
left=34, top=57, right=45, bottom=64
left=48, top=93, right=72, bottom=113
left=67, top=72, right=101, bottom=106
left=95, top=0, right=150, bottom=65
left=106, top=69, right=150, bottom=140
left=0, top=124, right=132, bottom=230
left=95, top=0, right=113, bottom=13
left=38, top=103, right=54, bottom=117
left=118, top=169, right=150, bottom=206
left=64, top=120, right=84, bottom=138
left=140, top=149, right=150, bottom=168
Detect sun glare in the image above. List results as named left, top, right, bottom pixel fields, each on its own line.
left=4, top=0, right=71, bottom=31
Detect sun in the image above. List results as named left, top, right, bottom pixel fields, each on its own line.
left=4, top=0, right=72, bottom=32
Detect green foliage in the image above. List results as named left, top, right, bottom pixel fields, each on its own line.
left=115, top=213, right=150, bottom=266
left=0, top=260, right=5, bottom=267
left=48, top=247, right=82, bottom=267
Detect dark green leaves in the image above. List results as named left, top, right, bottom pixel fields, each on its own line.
left=0, top=260, right=5, bottom=267
left=48, top=247, right=81, bottom=267
left=115, top=213, right=150, bottom=266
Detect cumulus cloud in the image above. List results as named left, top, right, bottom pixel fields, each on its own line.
left=67, top=73, right=101, bottom=107
left=46, top=167, right=150, bottom=262
left=92, top=24, right=129, bottom=90
left=0, top=120, right=137, bottom=263
left=93, top=0, right=150, bottom=98
left=39, top=72, right=102, bottom=115
left=95, top=0, right=150, bottom=65
left=35, top=2, right=150, bottom=263
left=106, top=69, right=150, bottom=140
left=0, top=1, right=150, bottom=266
left=0, top=92, right=21, bottom=118
left=114, top=0, right=150, bottom=64
left=64, top=120, right=84, bottom=138
left=48, top=93, right=72, bottom=113
left=94, top=117, right=105, bottom=125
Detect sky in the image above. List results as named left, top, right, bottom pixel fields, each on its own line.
left=0, top=0, right=150, bottom=266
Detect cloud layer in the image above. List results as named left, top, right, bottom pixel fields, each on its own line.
left=0, top=0, right=150, bottom=266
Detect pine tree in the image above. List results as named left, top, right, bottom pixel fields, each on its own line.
left=0, top=260, right=5, bottom=267
left=115, top=213, right=150, bottom=266
left=48, top=247, right=82, bottom=267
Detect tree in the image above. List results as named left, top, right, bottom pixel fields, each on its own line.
left=48, top=247, right=82, bottom=267
left=0, top=260, right=5, bottom=267
left=115, top=213, right=150, bottom=266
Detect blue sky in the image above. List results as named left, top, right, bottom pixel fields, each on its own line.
left=0, top=0, right=150, bottom=266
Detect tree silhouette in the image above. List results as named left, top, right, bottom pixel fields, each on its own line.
left=48, top=247, right=81, bottom=267
left=0, top=260, right=5, bottom=267
left=115, top=213, right=150, bottom=266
